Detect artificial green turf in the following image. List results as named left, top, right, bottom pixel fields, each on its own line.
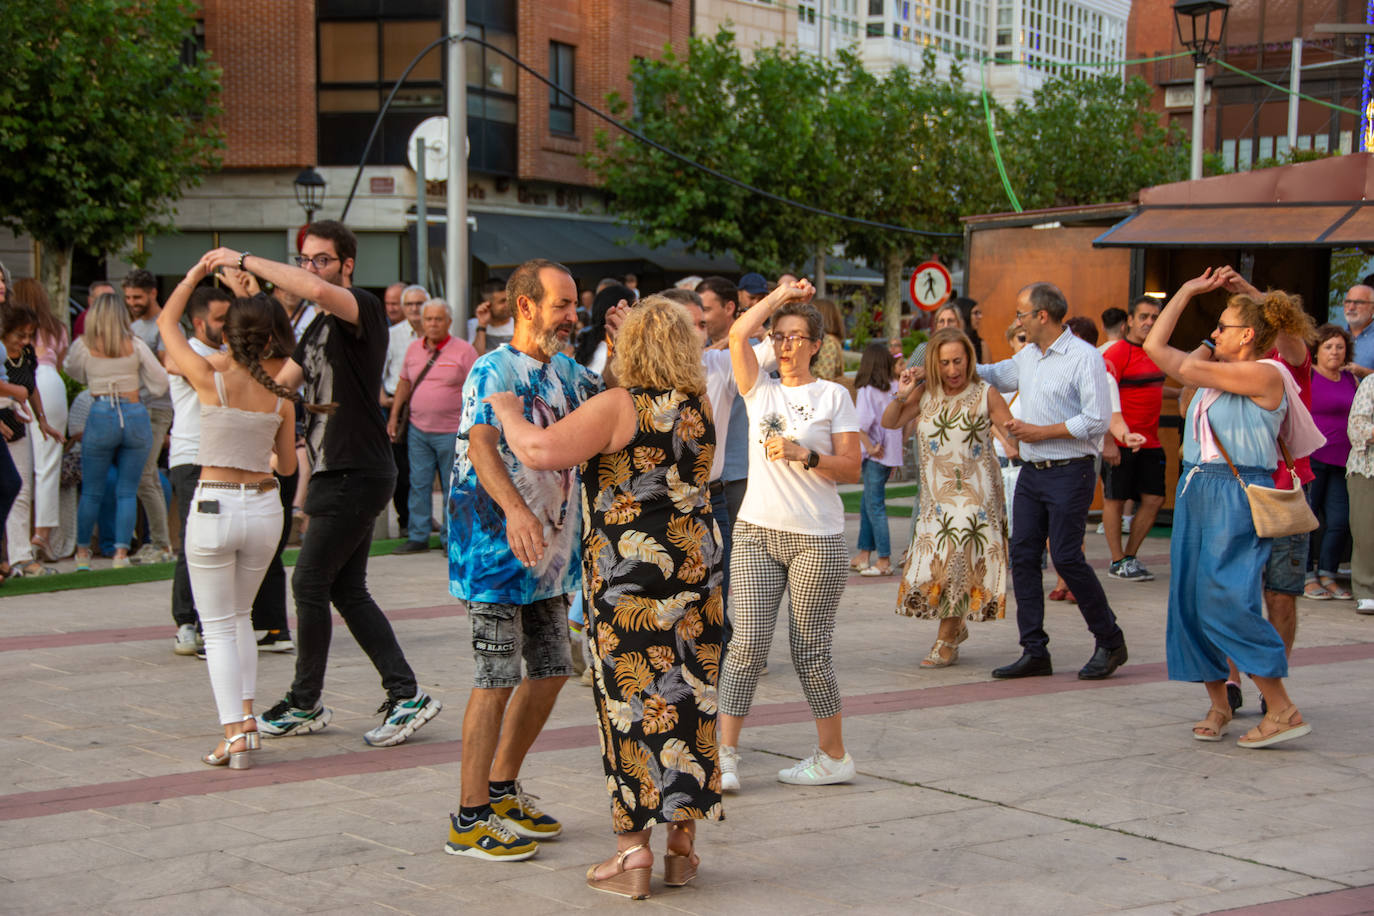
left=0, top=535, right=444, bottom=597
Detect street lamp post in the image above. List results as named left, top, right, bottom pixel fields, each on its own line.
left=1174, top=0, right=1231, bottom=180
left=293, top=166, right=327, bottom=225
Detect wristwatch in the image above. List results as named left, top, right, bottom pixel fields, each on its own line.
left=805, top=449, right=820, bottom=469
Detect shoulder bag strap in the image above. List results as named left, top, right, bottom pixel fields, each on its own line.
left=410, top=349, right=441, bottom=393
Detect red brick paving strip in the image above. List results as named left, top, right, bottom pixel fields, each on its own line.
left=1213, top=885, right=1374, bottom=914
left=1, top=642, right=1369, bottom=822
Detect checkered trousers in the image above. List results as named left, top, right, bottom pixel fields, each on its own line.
left=719, top=522, right=848, bottom=720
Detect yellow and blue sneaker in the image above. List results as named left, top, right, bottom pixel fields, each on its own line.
left=491, top=782, right=563, bottom=839
left=444, top=813, right=538, bottom=861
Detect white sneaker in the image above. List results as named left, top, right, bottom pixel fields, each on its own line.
left=777, top=748, right=856, bottom=786
left=174, top=624, right=199, bottom=656
left=1095, top=522, right=1105, bottom=535
left=1357, top=599, right=1374, bottom=615
left=719, top=744, right=740, bottom=792
left=1122, top=514, right=1134, bottom=534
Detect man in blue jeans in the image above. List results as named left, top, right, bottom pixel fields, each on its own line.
left=204, top=222, right=441, bottom=748
left=980, top=282, right=1129, bottom=680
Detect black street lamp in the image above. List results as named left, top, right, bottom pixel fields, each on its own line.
left=293, top=166, right=326, bottom=224
left=1174, top=0, right=1230, bottom=179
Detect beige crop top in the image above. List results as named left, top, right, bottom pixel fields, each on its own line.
left=197, top=373, right=284, bottom=474
left=64, top=337, right=169, bottom=398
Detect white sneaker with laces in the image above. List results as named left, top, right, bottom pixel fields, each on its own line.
left=174, top=623, right=199, bottom=656
left=777, top=748, right=856, bottom=786
left=719, top=744, right=741, bottom=792
left=1357, top=599, right=1374, bottom=615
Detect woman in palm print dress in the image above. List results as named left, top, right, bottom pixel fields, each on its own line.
left=882, top=328, right=1015, bottom=668
left=487, top=296, right=722, bottom=901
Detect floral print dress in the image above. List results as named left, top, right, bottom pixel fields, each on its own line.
left=583, top=387, right=725, bottom=832
left=896, top=381, right=1008, bottom=621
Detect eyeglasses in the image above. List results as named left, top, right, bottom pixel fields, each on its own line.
left=768, top=333, right=815, bottom=348
left=294, top=254, right=339, bottom=269
left=1014, top=310, right=1038, bottom=322
left=1344, top=298, right=1374, bottom=307
left=1215, top=321, right=1248, bottom=333
left=402, top=299, right=427, bottom=308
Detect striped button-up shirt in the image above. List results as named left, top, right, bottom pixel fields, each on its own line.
left=979, top=328, right=1111, bottom=463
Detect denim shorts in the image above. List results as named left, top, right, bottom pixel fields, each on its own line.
left=1264, top=530, right=1308, bottom=596
left=468, top=595, right=574, bottom=688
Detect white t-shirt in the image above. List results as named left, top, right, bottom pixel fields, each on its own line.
left=736, top=374, right=859, bottom=535
left=468, top=316, right=515, bottom=352
left=384, top=321, right=420, bottom=394
left=168, top=337, right=223, bottom=468
left=702, top=349, right=735, bottom=483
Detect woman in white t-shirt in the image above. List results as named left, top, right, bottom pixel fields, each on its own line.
left=717, top=278, right=862, bottom=792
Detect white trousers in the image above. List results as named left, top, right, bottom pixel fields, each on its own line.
left=31, top=364, right=67, bottom=528
left=5, top=437, right=34, bottom=565
left=186, top=484, right=282, bottom=725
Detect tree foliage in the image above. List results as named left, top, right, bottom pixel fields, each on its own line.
left=588, top=30, right=846, bottom=277
left=999, top=73, right=1187, bottom=209
left=0, top=0, right=223, bottom=288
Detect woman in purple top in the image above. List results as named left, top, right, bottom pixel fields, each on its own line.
left=1306, top=324, right=1359, bottom=600
left=851, top=344, right=903, bottom=576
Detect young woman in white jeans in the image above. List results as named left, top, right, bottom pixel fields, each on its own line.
left=719, top=278, right=862, bottom=789
left=159, top=258, right=299, bottom=769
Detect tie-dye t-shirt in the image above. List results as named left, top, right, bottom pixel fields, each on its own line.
left=448, top=344, right=603, bottom=605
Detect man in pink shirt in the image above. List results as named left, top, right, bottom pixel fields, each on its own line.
left=388, top=299, right=478, bottom=554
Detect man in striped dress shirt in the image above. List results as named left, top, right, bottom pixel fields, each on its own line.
left=979, top=282, right=1129, bottom=681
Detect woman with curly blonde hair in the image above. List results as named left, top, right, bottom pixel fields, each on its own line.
left=1144, top=268, right=1323, bottom=748
left=487, top=295, right=722, bottom=900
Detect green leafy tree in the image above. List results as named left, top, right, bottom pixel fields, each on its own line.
left=587, top=29, right=845, bottom=277
left=0, top=0, right=223, bottom=319
left=837, top=53, right=1002, bottom=339
left=1000, top=72, right=1187, bottom=209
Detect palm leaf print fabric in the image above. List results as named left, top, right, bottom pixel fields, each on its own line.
left=897, top=381, right=1008, bottom=621
left=584, top=388, right=725, bottom=832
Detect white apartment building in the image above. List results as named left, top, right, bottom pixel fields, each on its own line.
left=694, top=0, right=1130, bottom=105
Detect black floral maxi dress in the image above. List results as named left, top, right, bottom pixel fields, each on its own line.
left=583, top=387, right=725, bottom=832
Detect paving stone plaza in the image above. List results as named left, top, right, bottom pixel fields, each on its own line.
left=1, top=508, right=1372, bottom=915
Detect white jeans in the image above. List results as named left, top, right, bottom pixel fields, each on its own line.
left=31, top=364, right=67, bottom=529
left=186, top=484, right=282, bottom=725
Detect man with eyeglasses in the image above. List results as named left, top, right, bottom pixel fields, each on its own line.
left=382, top=285, right=429, bottom=545
left=1344, top=283, right=1374, bottom=373
left=979, top=282, right=1129, bottom=681
left=201, top=221, right=442, bottom=748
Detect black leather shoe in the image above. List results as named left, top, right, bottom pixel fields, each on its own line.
left=991, top=654, right=1053, bottom=679
left=1078, top=644, right=1128, bottom=680
left=392, top=540, right=430, bottom=555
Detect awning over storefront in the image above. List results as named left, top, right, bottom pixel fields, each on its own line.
left=1093, top=203, right=1373, bottom=248
left=1094, top=152, right=1374, bottom=250
left=465, top=211, right=742, bottom=273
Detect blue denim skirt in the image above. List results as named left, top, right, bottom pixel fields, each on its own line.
left=1166, top=462, right=1289, bottom=682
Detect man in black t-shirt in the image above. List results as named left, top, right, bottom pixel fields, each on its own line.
left=203, top=222, right=442, bottom=748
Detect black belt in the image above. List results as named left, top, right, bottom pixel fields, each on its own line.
left=1025, top=456, right=1093, bottom=471
left=708, top=479, right=725, bottom=496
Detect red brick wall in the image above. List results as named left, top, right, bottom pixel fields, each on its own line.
left=516, top=0, right=690, bottom=185
left=204, top=0, right=317, bottom=168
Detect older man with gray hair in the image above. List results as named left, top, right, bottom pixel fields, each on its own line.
left=388, top=298, right=478, bottom=554
left=380, top=284, right=429, bottom=533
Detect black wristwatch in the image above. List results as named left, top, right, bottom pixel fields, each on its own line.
left=805, top=449, right=820, bottom=469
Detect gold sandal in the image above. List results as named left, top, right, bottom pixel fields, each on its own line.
left=1191, top=706, right=1232, bottom=742
left=919, top=623, right=969, bottom=669
left=586, top=844, right=651, bottom=900
left=663, top=823, right=699, bottom=887
left=1238, top=705, right=1311, bottom=749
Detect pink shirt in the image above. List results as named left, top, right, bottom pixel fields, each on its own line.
left=400, top=335, right=477, bottom=434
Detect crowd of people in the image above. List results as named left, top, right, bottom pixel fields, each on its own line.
left=3, top=231, right=1373, bottom=901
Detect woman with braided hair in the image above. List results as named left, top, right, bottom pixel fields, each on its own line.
left=158, top=258, right=302, bottom=770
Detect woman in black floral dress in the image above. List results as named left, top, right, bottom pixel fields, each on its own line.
left=487, top=296, right=722, bottom=901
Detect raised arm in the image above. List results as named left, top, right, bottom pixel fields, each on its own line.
left=157, top=260, right=216, bottom=395
left=484, top=388, right=637, bottom=471
left=201, top=249, right=359, bottom=326
left=1143, top=268, right=1226, bottom=379
left=881, top=365, right=925, bottom=429
left=729, top=278, right=814, bottom=394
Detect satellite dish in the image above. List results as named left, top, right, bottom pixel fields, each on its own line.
left=407, top=117, right=449, bottom=182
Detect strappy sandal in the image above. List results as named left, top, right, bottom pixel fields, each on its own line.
left=1191, top=706, right=1232, bottom=742
left=242, top=715, right=261, bottom=751
left=1318, top=577, right=1352, bottom=600
left=849, top=558, right=870, bottom=572
left=29, top=534, right=55, bottom=563
left=586, top=844, right=652, bottom=900
left=1238, top=704, right=1312, bottom=749
left=1303, top=580, right=1332, bottom=600
left=919, top=623, right=969, bottom=669
left=663, top=823, right=699, bottom=887
left=202, top=732, right=252, bottom=769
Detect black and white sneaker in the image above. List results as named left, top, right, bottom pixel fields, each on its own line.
left=255, top=630, right=295, bottom=653
left=363, top=689, right=441, bottom=747
left=1108, top=557, right=1154, bottom=582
